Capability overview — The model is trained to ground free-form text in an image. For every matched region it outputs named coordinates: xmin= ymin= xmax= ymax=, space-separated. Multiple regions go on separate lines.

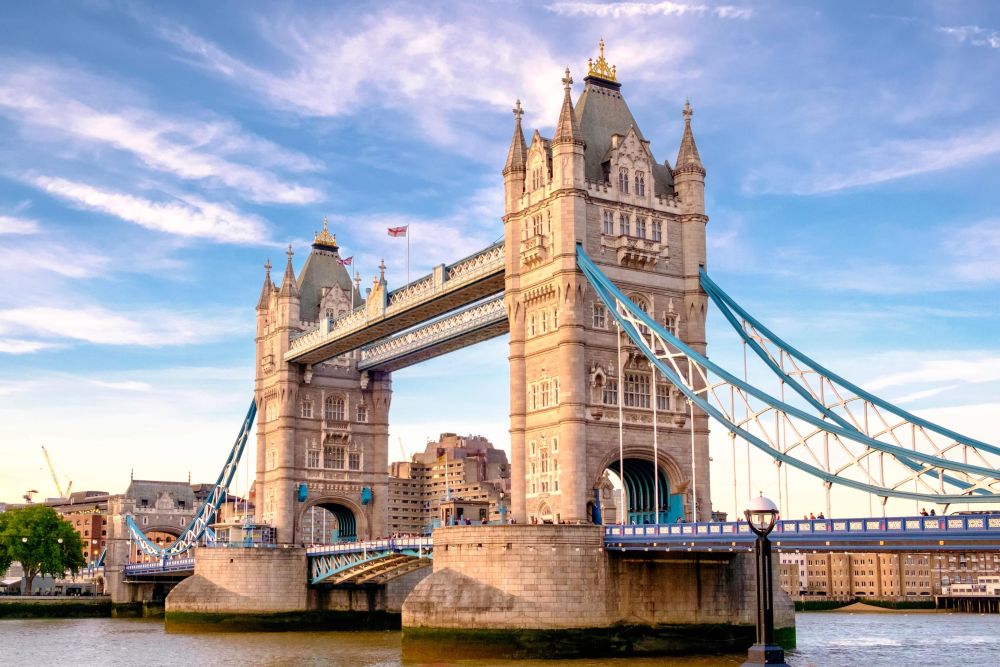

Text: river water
xmin=1 ymin=612 xmax=998 ymax=666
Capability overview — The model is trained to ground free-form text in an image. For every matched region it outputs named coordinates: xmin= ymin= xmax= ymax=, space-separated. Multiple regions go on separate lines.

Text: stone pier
xmin=402 ymin=525 xmax=794 ymax=658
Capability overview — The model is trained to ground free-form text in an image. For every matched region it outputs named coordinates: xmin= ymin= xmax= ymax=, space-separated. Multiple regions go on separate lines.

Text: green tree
xmin=0 ymin=506 xmax=85 ymax=594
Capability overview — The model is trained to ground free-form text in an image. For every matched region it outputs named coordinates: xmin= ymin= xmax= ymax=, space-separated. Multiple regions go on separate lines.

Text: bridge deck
xmin=286 ymin=242 xmax=504 ymax=366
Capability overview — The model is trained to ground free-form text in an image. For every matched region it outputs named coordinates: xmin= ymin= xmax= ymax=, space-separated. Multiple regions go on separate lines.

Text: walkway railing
xmin=123 ymin=557 xmax=195 ymax=576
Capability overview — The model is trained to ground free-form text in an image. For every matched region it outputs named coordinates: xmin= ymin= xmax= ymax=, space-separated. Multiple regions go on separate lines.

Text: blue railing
xmin=123 ymin=557 xmax=195 ymax=576
xmin=605 ymin=513 xmax=1000 ymax=551
xmin=306 ymin=536 xmax=432 ymax=558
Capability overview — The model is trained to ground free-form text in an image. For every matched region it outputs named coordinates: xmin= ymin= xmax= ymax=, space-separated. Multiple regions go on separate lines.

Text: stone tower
xmin=254 ymin=220 xmax=391 ymax=544
xmin=503 ymin=42 xmax=711 ymax=524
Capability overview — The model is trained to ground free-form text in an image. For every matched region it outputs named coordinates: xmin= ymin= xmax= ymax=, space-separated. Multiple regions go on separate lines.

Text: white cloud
xmin=0 ymin=65 xmax=322 ymax=204
xmin=0 ymin=215 xmax=39 ymax=234
xmin=889 ymin=384 xmax=958 ymax=405
xmin=0 ymin=338 xmax=58 ymax=354
xmin=753 ymin=127 xmax=1000 ymax=195
xmin=0 ymin=240 xmax=110 ymax=278
xmin=938 ymin=25 xmax=1000 ymax=49
xmin=546 ymin=1 xmax=753 ymax=20
xmin=865 ymin=357 xmax=1000 ymax=391
xmin=27 ymin=175 xmax=270 ymax=244
xmin=90 ymin=380 xmax=153 ymax=392
xmin=946 ymin=220 xmax=1000 ymax=283
xmin=0 ymin=305 xmax=249 ymax=347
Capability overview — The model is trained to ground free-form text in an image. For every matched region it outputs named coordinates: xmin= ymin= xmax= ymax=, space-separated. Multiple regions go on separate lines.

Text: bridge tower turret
xmin=504 ymin=41 xmax=712 ymax=525
xmin=254 ymin=223 xmax=390 ymax=545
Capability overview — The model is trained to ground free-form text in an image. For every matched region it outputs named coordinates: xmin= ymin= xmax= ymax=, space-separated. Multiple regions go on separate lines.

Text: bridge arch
xmin=294 ymin=495 xmax=368 ymax=545
xmin=594 ymin=448 xmax=686 ymax=525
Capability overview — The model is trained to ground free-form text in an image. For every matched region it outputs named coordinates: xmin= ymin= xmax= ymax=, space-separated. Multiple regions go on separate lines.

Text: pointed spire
xmin=503 ymin=99 xmax=528 ymax=175
xmin=675 ymin=98 xmax=705 ymax=175
xmin=553 ymin=68 xmax=583 ymax=146
xmin=257 ymin=258 xmax=273 ymax=310
xmin=278 ymin=244 xmax=299 ymax=298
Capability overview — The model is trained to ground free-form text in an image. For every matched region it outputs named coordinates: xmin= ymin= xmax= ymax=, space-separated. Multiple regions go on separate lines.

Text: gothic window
xmin=530 ymin=441 xmax=537 ymax=456
xmin=593 ymin=303 xmax=607 ymax=329
xmin=325 ymin=396 xmax=345 ymax=421
xmin=553 ymin=378 xmax=560 ymax=404
xmin=356 ymin=403 xmax=368 ymax=423
xmin=619 ymin=213 xmax=629 ymax=236
xmin=656 ymin=380 xmax=672 ymax=411
xmin=636 ymin=217 xmax=647 ymax=239
xmin=529 ymin=314 xmax=537 ymax=337
xmin=552 ymin=308 xmax=558 ymax=329
xmin=552 ymin=437 xmax=559 ymax=453
xmin=635 ymin=171 xmax=645 ymax=196
xmin=618 ymin=167 xmax=629 ymax=193
xmin=602 ymin=210 xmax=614 ymax=235
xmin=540 ymin=448 xmax=549 ymax=473
xmin=348 ymin=451 xmax=361 ymax=471
xmin=664 ymin=312 xmax=679 ymax=337
xmin=624 ymin=372 xmax=651 ymax=408
xmin=267 ymin=448 xmax=276 ymax=470
xmin=532 ymin=214 xmax=543 ymax=236
xmin=300 ymin=399 xmax=313 ymax=419
xmin=307 ymin=450 xmax=320 ymax=468
xmin=530 ymin=384 xmax=538 ymax=410
xmin=541 ymin=310 xmax=549 ymax=333
xmin=326 ymin=308 xmax=335 ymax=319
xmin=265 ymin=400 xmax=277 ymax=422
xmin=632 ymin=296 xmax=651 ymax=335
xmin=652 ymin=220 xmax=662 ymax=242
xmin=324 ymin=445 xmax=345 ymax=469
xmin=530 ymin=462 xmax=536 ymax=475
xmin=602 ymin=378 xmax=618 ymax=405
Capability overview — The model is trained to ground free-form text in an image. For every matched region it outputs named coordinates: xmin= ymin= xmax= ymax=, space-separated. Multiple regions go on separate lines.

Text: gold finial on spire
xmin=587 ymin=37 xmax=617 ymax=82
xmin=313 ymin=215 xmax=338 ymax=248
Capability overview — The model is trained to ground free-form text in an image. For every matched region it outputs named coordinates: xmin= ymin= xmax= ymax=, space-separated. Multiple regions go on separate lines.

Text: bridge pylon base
xmin=401 ymin=525 xmax=794 ymax=659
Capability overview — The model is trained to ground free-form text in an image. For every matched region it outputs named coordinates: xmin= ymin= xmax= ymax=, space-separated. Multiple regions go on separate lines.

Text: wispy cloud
xmin=90 ymin=380 xmax=152 ymax=392
xmin=0 ymin=64 xmax=323 ymax=204
xmin=865 ymin=357 xmax=1000 ymax=391
xmin=0 ymin=338 xmax=58 ymax=354
xmin=938 ymin=25 xmax=1000 ymax=49
xmin=154 ymin=9 xmax=570 ymax=151
xmin=546 ymin=1 xmax=753 ymax=20
xmin=0 ymin=215 xmax=39 ymax=234
xmin=946 ymin=219 xmax=1000 ymax=283
xmin=0 ymin=305 xmax=249 ymax=347
xmin=750 ymin=127 xmax=1000 ymax=195
xmin=0 ymin=239 xmax=110 ymax=278
xmin=889 ymin=384 xmax=958 ymax=405
xmin=27 ymin=175 xmax=270 ymax=245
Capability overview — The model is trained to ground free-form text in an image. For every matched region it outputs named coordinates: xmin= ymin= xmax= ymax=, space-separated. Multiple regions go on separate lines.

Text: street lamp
xmin=742 ymin=494 xmax=789 ymax=667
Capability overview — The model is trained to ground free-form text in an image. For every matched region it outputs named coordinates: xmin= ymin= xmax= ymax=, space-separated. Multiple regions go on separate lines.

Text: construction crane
xmin=41 ymin=446 xmax=71 ymax=498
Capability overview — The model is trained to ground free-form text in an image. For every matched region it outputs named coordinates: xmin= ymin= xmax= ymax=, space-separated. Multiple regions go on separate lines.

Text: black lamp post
xmin=742 ymin=495 xmax=790 ymax=667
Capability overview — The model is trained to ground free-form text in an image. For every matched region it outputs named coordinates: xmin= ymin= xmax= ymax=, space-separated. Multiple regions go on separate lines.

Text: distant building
xmin=780 ymin=550 xmax=1000 ymax=600
xmin=382 ymin=433 xmax=510 ymax=535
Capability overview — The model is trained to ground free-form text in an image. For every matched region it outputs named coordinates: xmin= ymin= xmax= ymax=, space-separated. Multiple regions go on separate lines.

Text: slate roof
xmin=575 ymin=77 xmax=674 ymax=196
xmin=297 ymin=247 xmax=361 ymax=323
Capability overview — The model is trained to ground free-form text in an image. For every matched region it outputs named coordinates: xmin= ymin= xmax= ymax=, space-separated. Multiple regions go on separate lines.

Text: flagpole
xmin=407 ymin=227 xmax=410 ymax=285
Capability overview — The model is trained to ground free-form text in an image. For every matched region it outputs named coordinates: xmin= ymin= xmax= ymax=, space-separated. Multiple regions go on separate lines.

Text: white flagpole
xmin=406 ymin=226 xmax=411 ymax=285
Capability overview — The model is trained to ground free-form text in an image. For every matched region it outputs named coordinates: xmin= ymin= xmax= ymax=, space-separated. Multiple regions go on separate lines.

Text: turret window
xmin=619 ymin=214 xmax=629 ymax=236
xmin=602 ymin=210 xmax=614 ymax=235
xmin=618 ymin=167 xmax=629 ymax=193
xmin=602 ymin=378 xmax=618 ymax=405
xmin=324 ymin=396 xmax=345 ymax=421
xmin=324 ymin=445 xmax=345 ymax=469
xmin=652 ymin=220 xmax=662 ymax=242
xmin=624 ymin=372 xmax=651 ymax=408
xmin=356 ymin=404 xmax=368 ymax=423
xmin=635 ymin=171 xmax=645 ymax=197
xmin=348 ymin=451 xmax=361 ymax=471
xmin=593 ymin=303 xmax=607 ymax=329
xmin=300 ymin=400 xmax=313 ymax=419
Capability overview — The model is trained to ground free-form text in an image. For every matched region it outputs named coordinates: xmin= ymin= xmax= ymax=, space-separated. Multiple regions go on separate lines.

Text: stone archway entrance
xmin=605 ymin=458 xmax=683 ymax=525
xmin=298 ymin=500 xmax=362 ymax=545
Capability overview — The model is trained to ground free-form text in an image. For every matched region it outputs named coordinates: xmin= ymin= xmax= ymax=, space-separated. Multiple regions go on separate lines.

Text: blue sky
xmin=1 ymin=1 xmax=998 ymax=517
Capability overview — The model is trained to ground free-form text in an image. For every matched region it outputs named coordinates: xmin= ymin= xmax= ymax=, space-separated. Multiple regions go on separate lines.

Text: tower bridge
xmin=111 ymin=41 xmax=1000 ymax=655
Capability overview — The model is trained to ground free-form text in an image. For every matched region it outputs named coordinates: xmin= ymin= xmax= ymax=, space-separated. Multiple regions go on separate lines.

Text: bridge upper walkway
xmin=286 ymin=241 xmax=504 ymax=366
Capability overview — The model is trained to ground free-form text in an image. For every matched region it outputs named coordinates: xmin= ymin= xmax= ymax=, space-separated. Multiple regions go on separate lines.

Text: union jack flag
xmin=337 ymin=256 xmax=353 ymax=266
xmin=387 ymin=225 xmax=408 ymax=237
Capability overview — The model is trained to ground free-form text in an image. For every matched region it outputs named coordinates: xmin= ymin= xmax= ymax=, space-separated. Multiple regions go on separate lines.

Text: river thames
xmin=1 ymin=612 xmax=998 ymax=666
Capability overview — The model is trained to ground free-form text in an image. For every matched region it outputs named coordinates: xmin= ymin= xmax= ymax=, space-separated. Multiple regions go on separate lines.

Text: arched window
xmin=602 ymin=210 xmax=614 ymax=235
xmin=356 ymin=403 xmax=368 ymax=423
xmin=619 ymin=168 xmax=629 ymax=193
xmin=635 ymin=217 xmax=647 ymax=239
xmin=635 ymin=171 xmax=645 ymax=196
xmin=552 ymin=308 xmax=558 ymax=329
xmin=619 ymin=213 xmax=629 ymax=236
xmin=324 ymin=396 xmax=345 ymax=421
xmin=529 ymin=314 xmax=537 ymax=337
xmin=652 ymin=220 xmax=662 ymax=242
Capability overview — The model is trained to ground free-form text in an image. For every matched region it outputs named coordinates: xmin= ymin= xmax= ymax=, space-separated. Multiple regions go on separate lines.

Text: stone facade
xmin=503 ymin=44 xmax=710 ymax=524
xmin=254 ymin=223 xmax=391 ymax=545
xmin=166 ymin=547 xmax=308 ymax=615
xmin=403 ymin=524 xmax=793 ymax=651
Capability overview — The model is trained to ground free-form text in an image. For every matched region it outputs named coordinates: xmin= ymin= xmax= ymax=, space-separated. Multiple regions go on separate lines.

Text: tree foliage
xmin=0 ymin=506 xmax=85 ymax=592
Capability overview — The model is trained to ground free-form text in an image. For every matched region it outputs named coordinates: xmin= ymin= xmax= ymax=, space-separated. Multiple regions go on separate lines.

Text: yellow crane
xmin=41 ymin=445 xmax=72 ymax=498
